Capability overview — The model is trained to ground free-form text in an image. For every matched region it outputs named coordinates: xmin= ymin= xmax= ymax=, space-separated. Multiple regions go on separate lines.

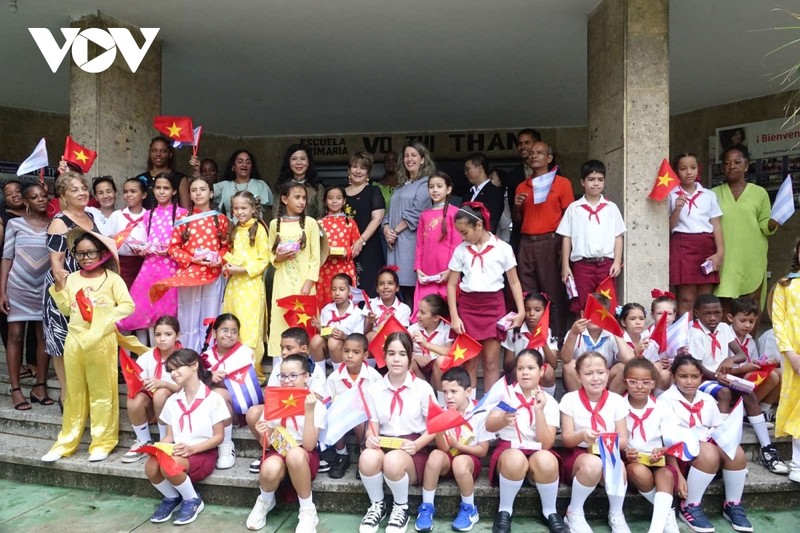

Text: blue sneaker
xmin=173 ymin=496 xmax=204 ymax=525
xmin=415 ymin=502 xmax=435 ymax=532
xmin=452 ymin=502 xmax=479 ymax=531
xmin=679 ymin=502 xmax=715 ymax=533
xmin=723 ymin=502 xmax=753 ymax=532
xmin=150 ymin=496 xmax=182 ymax=523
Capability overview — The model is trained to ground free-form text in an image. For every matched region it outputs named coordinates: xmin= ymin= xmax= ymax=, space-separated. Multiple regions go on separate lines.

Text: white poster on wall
xmin=715 ymin=117 xmax=800 ymax=161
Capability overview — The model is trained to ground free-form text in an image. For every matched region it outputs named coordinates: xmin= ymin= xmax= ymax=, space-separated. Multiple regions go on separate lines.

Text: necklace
xmin=234 ymin=180 xmax=250 ymax=192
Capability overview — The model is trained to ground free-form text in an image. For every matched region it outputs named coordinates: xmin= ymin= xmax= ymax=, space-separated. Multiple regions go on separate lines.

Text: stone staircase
xmin=0 ymin=350 xmax=798 ymax=520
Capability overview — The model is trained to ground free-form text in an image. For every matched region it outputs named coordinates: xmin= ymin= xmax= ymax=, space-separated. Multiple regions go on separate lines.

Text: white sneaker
xmin=608 ymin=512 xmax=632 ymax=533
xmin=121 ymin=440 xmax=151 ymax=463
xmin=790 ymin=461 xmax=800 ymax=483
xmin=565 ymin=509 xmax=593 ymax=533
xmin=664 ymin=509 xmax=681 ymax=533
xmin=41 ymin=451 xmax=62 ymax=462
xmin=216 ymin=441 xmax=235 ymax=469
xmin=246 ymin=496 xmax=275 ymax=531
xmin=89 ymin=450 xmax=109 ymax=462
xmin=296 ymin=506 xmax=319 ymax=533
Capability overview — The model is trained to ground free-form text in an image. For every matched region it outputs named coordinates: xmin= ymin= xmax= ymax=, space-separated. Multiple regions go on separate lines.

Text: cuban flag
xmin=173 ymin=126 xmax=203 ymax=149
xmin=224 ymin=365 xmax=264 ymax=415
xmin=319 ymin=383 xmax=369 ymax=447
xmin=771 ymin=174 xmax=796 ymax=225
xmin=710 ymin=398 xmax=744 ymax=460
xmin=666 ymin=312 xmax=690 ymax=357
xmin=532 ymin=166 xmax=557 ymax=204
xmin=598 ymin=433 xmax=625 ymax=496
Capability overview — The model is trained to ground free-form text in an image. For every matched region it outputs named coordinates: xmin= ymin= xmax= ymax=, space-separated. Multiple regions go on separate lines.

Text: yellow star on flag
xmin=595 ymin=308 xmax=614 ymax=321
xmin=125 ymin=365 xmax=135 ymax=374
xmin=657 ymin=172 xmax=675 ymax=187
xmin=296 ymin=312 xmax=311 ymax=326
xmin=292 ymin=298 xmax=306 ymax=311
xmin=167 ymin=122 xmax=183 ymax=138
xmin=752 ymin=374 xmax=765 ymax=386
xmin=599 ymin=288 xmax=612 ymax=300
xmin=281 ymin=394 xmax=298 ymax=408
xmin=452 ymin=344 xmax=467 ymax=361
xmin=73 ymin=150 xmax=89 ymax=164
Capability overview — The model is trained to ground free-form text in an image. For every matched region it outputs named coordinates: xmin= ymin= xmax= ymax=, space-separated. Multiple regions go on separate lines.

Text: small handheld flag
xmin=264 ymin=387 xmax=309 ymax=421
xmin=17 ymin=138 xmax=48 ymax=176
xmin=745 ymin=363 xmax=778 ymax=390
xmin=594 ymin=276 xmax=618 ymax=311
xmin=153 ymin=116 xmax=194 ymax=142
xmin=650 ymin=309 xmax=669 ymax=355
xmin=648 ymin=159 xmax=679 ymax=201
xmin=319 ymin=384 xmax=369 ymax=446
xmin=584 ymin=294 xmax=624 ymax=337
xmin=172 ymin=125 xmax=203 ymax=156
xmin=119 ymin=348 xmax=145 ymax=399
xmin=63 ymin=136 xmax=97 ymax=174
xmin=666 ymin=312 xmax=690 ymax=357
xmin=439 ymin=333 xmax=482 ymax=371
xmin=368 ymin=314 xmax=408 ymax=368
xmin=771 ymin=174 xmax=795 ymax=225
xmin=427 ymin=408 xmax=467 ymax=435
xmin=710 ymin=398 xmax=744 ymax=460
xmin=75 ymin=288 xmax=94 ymax=323
xmin=526 ymin=302 xmax=550 ymax=349
xmin=132 ymin=444 xmax=186 ymax=477
xmin=598 ymin=433 xmax=625 ymax=496
xmin=224 ymin=365 xmax=264 ymax=415
xmin=532 ymin=167 xmax=557 ymax=204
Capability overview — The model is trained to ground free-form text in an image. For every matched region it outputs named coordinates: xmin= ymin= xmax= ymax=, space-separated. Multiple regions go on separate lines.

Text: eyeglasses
xmin=625 ymin=379 xmax=655 ymax=388
xmin=278 ymin=372 xmax=308 ymax=382
xmin=217 ymin=328 xmax=238 ymax=336
xmin=74 ymin=250 xmax=100 ymax=260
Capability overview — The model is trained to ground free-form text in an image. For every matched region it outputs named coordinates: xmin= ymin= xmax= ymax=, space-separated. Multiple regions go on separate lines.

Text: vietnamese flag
xmin=153 ymin=116 xmax=194 ymax=142
xmin=527 ymin=301 xmax=550 ymax=349
xmin=285 ymin=309 xmax=317 ymax=340
xmin=647 ymin=159 xmax=679 ymax=201
xmin=428 ymin=396 xmax=444 ymax=420
xmin=263 ymin=387 xmax=309 ymax=421
xmin=650 ymin=310 xmax=669 ymax=354
xmin=75 ymin=288 xmax=94 ymax=323
xmin=63 ymin=136 xmax=97 ymax=174
xmin=119 ymin=347 xmax=145 ymax=399
xmin=594 ymin=276 xmax=618 ymax=311
xmin=427 ymin=408 xmax=468 ymax=435
xmin=276 ymin=294 xmax=318 ymax=316
xmin=368 ymin=314 xmax=408 ymax=368
xmin=584 ymin=294 xmax=625 ymax=338
xmin=439 ymin=333 xmax=482 ymax=372
xmin=746 ymin=363 xmax=778 ymax=390
xmin=133 ymin=444 xmax=186 ymax=477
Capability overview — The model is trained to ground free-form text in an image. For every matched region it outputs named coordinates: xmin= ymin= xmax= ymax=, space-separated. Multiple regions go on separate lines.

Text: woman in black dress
xmin=345 ymin=152 xmax=386 ymax=297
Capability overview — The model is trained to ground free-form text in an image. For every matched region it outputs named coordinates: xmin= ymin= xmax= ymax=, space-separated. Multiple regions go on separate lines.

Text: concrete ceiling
xmin=0 ymin=0 xmax=795 ymax=136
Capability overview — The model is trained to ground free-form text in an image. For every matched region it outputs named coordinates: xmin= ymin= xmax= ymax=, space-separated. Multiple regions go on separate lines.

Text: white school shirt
xmin=559 ymin=390 xmax=628 ymax=448
xmin=324 ymin=362 xmax=383 ymax=400
xmin=688 ymin=320 xmax=736 ymax=373
xmin=659 ymin=385 xmax=723 ymax=443
xmin=160 ymin=386 xmax=230 ymax=446
xmin=757 ymin=329 xmax=781 ymax=367
xmin=448 ymin=234 xmax=516 ymax=293
xmin=668 ymin=184 xmax=722 ymax=234
xmin=365 ymin=373 xmax=436 ymax=437
xmin=501 ymin=324 xmax=558 ymax=356
xmin=265 ymin=396 xmax=326 ymax=444
xmin=108 ymin=208 xmax=148 ymax=256
xmin=202 ymin=342 xmax=255 ymax=373
xmin=571 ymin=330 xmax=619 ymax=368
xmin=408 ymin=320 xmax=453 ymax=359
xmin=626 ymin=395 xmax=672 ymax=453
xmin=556 ymin=195 xmax=626 ymax=262
xmin=368 ymin=297 xmax=412 ymax=328
xmin=267 ymin=358 xmax=327 ymax=397
xmin=320 ymin=301 xmax=365 ymax=335
xmin=137 ymin=348 xmax=176 ymax=386
xmin=493 ymin=382 xmax=560 ymax=443
xmin=732 ymin=333 xmax=758 ymax=364
xmin=450 ymin=399 xmax=495 ymax=446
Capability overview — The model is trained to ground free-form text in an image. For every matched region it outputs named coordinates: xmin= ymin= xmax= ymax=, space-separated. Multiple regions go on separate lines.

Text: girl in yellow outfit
xmin=772 ymin=239 xmax=800 ymax=482
xmin=222 ymin=191 xmax=270 ymax=381
xmin=41 ymin=228 xmax=136 ymax=463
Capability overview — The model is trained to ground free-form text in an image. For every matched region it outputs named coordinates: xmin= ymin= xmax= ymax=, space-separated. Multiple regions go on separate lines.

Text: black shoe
xmin=329 ymin=452 xmax=350 ymax=479
xmin=492 ymin=511 xmax=512 ymax=533
xmin=544 ymin=513 xmax=569 ymax=533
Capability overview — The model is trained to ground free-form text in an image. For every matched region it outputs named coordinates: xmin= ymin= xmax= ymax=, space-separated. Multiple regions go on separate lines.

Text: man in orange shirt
xmin=513 ymin=141 xmax=574 ymax=339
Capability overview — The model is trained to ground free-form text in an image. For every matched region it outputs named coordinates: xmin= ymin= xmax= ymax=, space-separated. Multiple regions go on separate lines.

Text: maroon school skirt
xmin=119 ymin=255 xmax=144 ymax=289
xmin=559 ymin=447 xmax=595 ymax=482
xmin=382 ymin=433 xmax=429 ymax=484
xmin=458 ymin=290 xmax=506 ymax=341
xmin=264 ymin=448 xmax=320 ymax=502
xmin=187 ymin=448 xmax=218 ymax=483
xmin=488 ymin=440 xmax=562 ymax=485
xmin=669 ymin=232 xmax=719 ymax=285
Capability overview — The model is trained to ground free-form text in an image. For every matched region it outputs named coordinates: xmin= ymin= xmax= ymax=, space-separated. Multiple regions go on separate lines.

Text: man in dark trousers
xmin=506 ymin=128 xmax=542 ymax=250
xmin=464 ymin=152 xmax=505 ymax=233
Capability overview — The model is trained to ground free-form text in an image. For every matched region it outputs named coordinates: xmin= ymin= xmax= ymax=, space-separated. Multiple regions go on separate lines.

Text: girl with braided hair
xmin=316 ymin=185 xmax=361 ymax=310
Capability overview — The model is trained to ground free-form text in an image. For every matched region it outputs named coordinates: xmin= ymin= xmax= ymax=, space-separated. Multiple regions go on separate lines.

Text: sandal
xmin=30 ymin=383 xmax=55 ymax=406
xmin=18 ymin=366 xmax=35 ymax=380
xmin=11 ymin=388 xmax=31 ymax=411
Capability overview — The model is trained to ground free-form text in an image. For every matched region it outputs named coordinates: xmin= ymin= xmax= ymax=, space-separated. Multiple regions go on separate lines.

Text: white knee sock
xmin=158 ymin=423 xmax=167 ymax=440
xmin=462 ymin=493 xmax=474 ymax=506
xmin=422 ymin=488 xmax=435 ymax=505
xmin=298 ymin=494 xmax=314 ymax=509
xmin=223 ymin=424 xmax=233 ymax=445
xmin=793 ymin=438 xmax=800 ymax=465
xmin=360 ymin=471 xmax=385 ymax=503
xmin=133 ymin=422 xmax=151 ymax=443
xmin=568 ymin=478 xmax=595 ymax=513
xmin=498 ymin=474 xmax=523 ymax=515
xmin=748 ymin=414 xmax=771 ymax=448
xmin=722 ymin=469 xmax=747 ymax=503
xmin=259 ymin=488 xmax=276 ymax=506
xmin=535 ymin=480 xmax=559 ymax=516
xmin=760 ymin=402 xmax=772 ymax=414
xmin=152 ymin=480 xmax=179 ymax=498
xmin=174 ymin=478 xmax=198 ymax=501
xmin=608 ymin=493 xmax=626 ymax=514
xmin=639 ymin=487 xmax=656 ymax=504
xmin=685 ymin=467 xmax=715 ymax=506
xmin=648 ymin=492 xmax=674 ymax=533
xmin=385 ymin=474 xmax=409 ymax=505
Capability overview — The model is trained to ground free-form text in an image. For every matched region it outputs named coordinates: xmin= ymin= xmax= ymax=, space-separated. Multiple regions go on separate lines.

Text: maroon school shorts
xmin=187 ymin=448 xmax=218 ymax=483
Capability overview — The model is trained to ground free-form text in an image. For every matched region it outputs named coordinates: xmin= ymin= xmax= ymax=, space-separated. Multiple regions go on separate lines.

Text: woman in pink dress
xmin=413 ymin=172 xmax=461 ymax=318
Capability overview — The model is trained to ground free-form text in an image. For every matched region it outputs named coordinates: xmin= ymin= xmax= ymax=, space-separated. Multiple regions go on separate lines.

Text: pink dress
xmin=118 ymin=204 xmax=188 ymax=330
xmin=413 ymin=206 xmax=462 ymax=317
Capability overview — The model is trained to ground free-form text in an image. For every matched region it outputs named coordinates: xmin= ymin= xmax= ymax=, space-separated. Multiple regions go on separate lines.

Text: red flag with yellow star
xmin=264 ymin=387 xmax=309 ymax=421
xmin=119 ymin=347 xmax=144 ymax=399
xmin=647 ymin=159 xmax=679 ymax=201
xmin=650 ymin=309 xmax=669 ymax=354
xmin=527 ymin=301 xmax=550 ymax=349
xmin=284 ymin=309 xmax=317 ymax=340
xmin=745 ymin=364 xmax=778 ymax=390
xmin=75 ymin=287 xmax=94 ymax=323
xmin=594 ymin=276 xmax=618 ymax=311
xmin=439 ymin=333 xmax=482 ymax=371
xmin=584 ymin=294 xmax=624 ymax=337
xmin=63 ymin=136 xmax=97 ymax=174
xmin=153 ymin=116 xmax=194 ymax=142
xmin=368 ymin=314 xmax=408 ymax=368
xmin=276 ymin=294 xmax=318 ymax=315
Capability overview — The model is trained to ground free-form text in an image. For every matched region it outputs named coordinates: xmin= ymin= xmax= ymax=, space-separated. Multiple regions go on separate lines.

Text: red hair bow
xmin=381 ymin=264 xmax=400 ymax=273
xmin=651 ymin=288 xmax=676 ymax=299
xmin=460 ymin=201 xmax=492 ymax=230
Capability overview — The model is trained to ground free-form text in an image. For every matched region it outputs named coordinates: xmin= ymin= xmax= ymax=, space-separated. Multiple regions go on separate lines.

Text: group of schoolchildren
xmin=31 ymin=152 xmax=800 ymax=533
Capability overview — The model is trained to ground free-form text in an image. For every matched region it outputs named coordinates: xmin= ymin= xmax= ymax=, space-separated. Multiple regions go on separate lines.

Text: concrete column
xmin=587 ymin=0 xmax=669 ymax=305
xmin=69 ymin=12 xmax=161 ymax=196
